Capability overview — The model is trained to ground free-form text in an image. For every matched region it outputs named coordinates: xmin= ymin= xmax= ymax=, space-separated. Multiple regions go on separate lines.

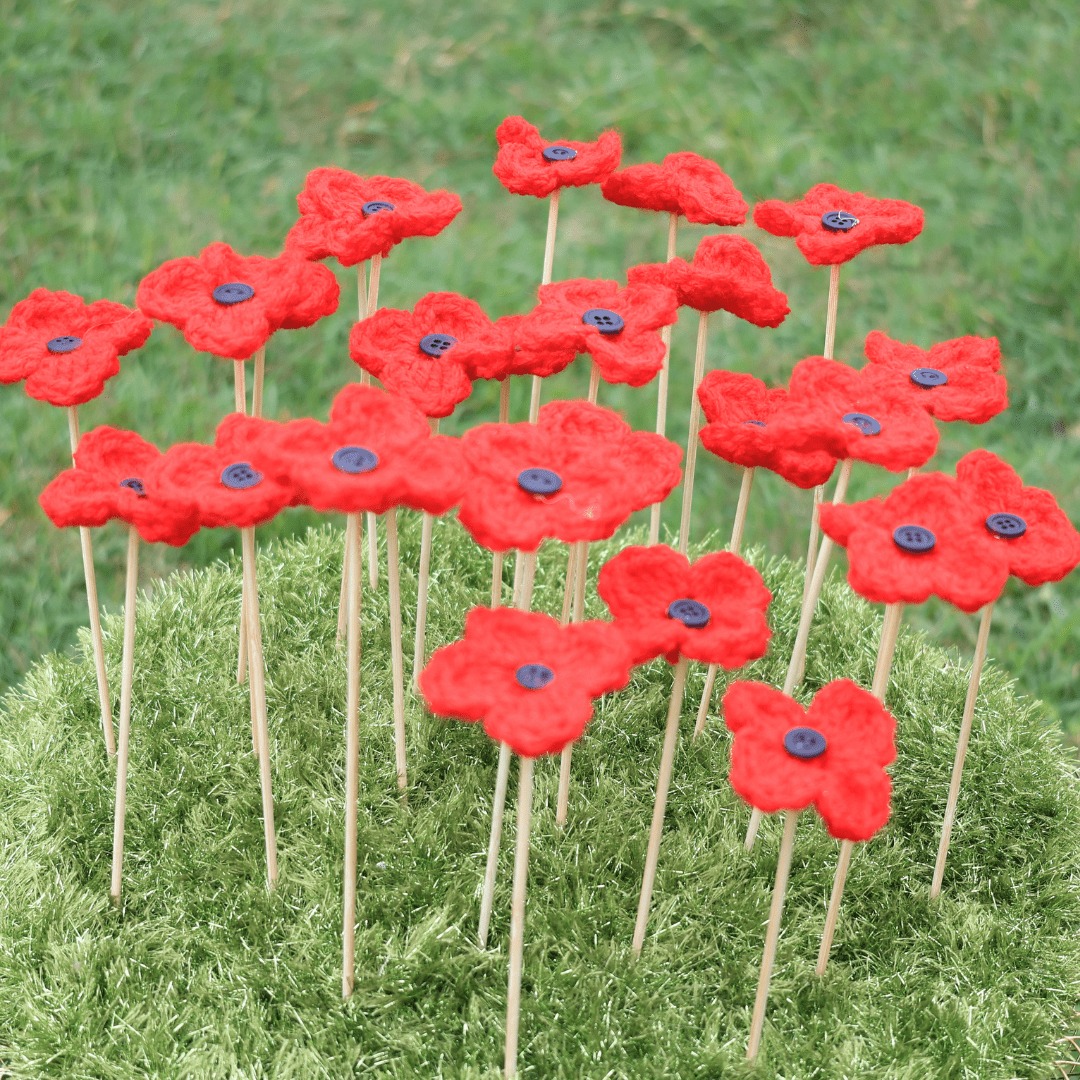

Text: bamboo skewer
xmin=555 ymin=541 xmax=589 ymax=826
xmin=385 ymin=509 xmax=408 ymax=794
xmin=649 ymin=211 xmax=680 ymax=545
xmin=587 ymin=360 xmax=601 ymax=405
xmin=341 ymin=512 xmax=363 ymax=997
xmin=364 ymin=254 xmax=382 ymax=591
xmin=676 ymin=311 xmax=710 ymax=556
xmin=412 ymin=418 xmax=440 ymax=688
xmin=503 ymin=753 xmax=535 ymax=1079
xmin=490 ymin=379 xmax=513 ymax=607
xmin=236 ymin=360 xmax=250 ymax=685
xmin=528 ymin=189 xmax=561 ymax=424
xmin=336 ymin=513 xmax=357 ymax=647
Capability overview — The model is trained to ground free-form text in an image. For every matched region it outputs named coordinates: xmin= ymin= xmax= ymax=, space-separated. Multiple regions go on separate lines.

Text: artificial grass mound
xmin=0 ymin=516 xmax=1078 ymax=1079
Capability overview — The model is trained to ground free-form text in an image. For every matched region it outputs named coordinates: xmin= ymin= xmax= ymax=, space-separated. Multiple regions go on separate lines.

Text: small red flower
xmin=458 ymin=399 xmax=682 ymax=553
xmin=39 ymin=427 xmax=199 ymax=546
xmin=861 ymin=330 xmax=1008 ymax=424
xmin=697 ymin=370 xmax=838 ymax=489
xmin=136 ymin=242 xmax=340 ymax=360
xmin=753 ymin=183 xmax=924 ymax=267
xmin=596 ymin=545 xmax=772 ymax=667
xmin=819 ymin=472 xmax=1010 ymax=613
xmin=419 ymin=606 xmax=633 ymax=757
xmin=284 ymin=167 xmax=463 ymax=267
xmin=492 ymin=116 xmax=622 ymax=198
xmin=600 ymin=151 xmax=748 ymax=225
xmin=0 ymin=288 xmax=152 ymax=407
xmin=723 ymin=679 xmax=896 ymax=842
xmin=457 ymin=313 xmax=579 ymax=382
xmin=626 ymin=235 xmax=789 ymax=326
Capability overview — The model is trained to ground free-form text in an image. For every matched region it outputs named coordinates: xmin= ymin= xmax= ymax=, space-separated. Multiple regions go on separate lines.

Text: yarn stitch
xmin=492 ymin=116 xmax=622 ymax=198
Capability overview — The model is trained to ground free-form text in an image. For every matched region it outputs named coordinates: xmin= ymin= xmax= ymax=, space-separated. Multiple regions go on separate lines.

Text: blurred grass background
xmin=1 ymin=0 xmax=1078 ymax=741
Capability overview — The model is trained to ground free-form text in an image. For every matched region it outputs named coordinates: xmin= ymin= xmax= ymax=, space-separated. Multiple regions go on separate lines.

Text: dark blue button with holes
xmin=419 ymin=333 xmax=458 ymax=357
xmin=332 ymin=446 xmax=379 ymax=475
xmin=893 ymin=524 xmax=936 ymax=553
xmin=910 ymin=367 xmax=948 ymax=388
xmin=743 ymin=420 xmax=767 ymax=427
xmin=362 ymin=200 xmax=395 ymax=216
xmin=46 ymin=335 xmax=83 ymax=353
xmin=986 ymin=512 xmax=1026 ymax=539
xmin=518 ymin=468 xmax=562 ymax=495
xmin=667 ymin=598 xmax=711 ymax=628
xmin=119 ymin=478 xmax=147 ymax=498
xmin=821 ymin=210 xmax=860 ymax=232
xmin=212 ymin=283 xmax=255 ymax=306
xmin=220 ymin=462 xmax=263 ymax=489
xmin=842 ymin=411 xmax=881 ymax=436
xmin=516 ymin=663 xmax=555 ymax=689
xmin=582 ymin=308 xmax=625 ymax=334
xmin=542 ymin=146 xmax=577 ymax=162
xmin=784 ymin=727 xmax=828 ymax=759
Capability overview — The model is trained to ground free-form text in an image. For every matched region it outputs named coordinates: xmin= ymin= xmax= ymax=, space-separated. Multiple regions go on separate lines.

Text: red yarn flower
xmin=457 ymin=313 xmax=579 ymax=382
xmin=596 ymin=545 xmax=772 ymax=667
xmin=39 ymin=427 xmax=199 ymax=546
xmin=284 ymin=167 xmax=463 ymax=267
xmin=0 ymin=288 xmax=152 ymax=407
xmin=861 ymin=331 xmax=1008 ymax=424
xmin=626 ymin=235 xmax=789 ymax=326
xmin=136 ymin=242 xmax=340 ymax=360
xmin=697 ymin=370 xmax=838 ymax=489
xmin=458 ymin=399 xmax=682 ymax=553
xmin=492 ymin=116 xmax=622 ymax=198
xmin=819 ymin=472 xmax=1009 ymax=613
xmin=752 ymin=183 xmax=924 ymax=267
xmin=723 ymin=679 xmax=896 ymax=842
xmin=600 ymin=151 xmax=748 ymax=225
xmin=419 ymin=606 xmax=632 ymax=757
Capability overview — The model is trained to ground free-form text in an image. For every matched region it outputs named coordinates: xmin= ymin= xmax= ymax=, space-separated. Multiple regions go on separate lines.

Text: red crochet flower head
xmin=626 ymin=235 xmax=789 ymax=326
xmin=39 ymin=427 xmax=200 ymax=546
xmin=457 ymin=399 xmax=682 ymax=553
xmin=492 ymin=116 xmax=622 ymax=198
xmin=0 ymin=288 xmax=152 ymax=407
xmin=457 ymin=313 xmax=579 ymax=383
xmin=861 ymin=331 xmax=1008 ymax=425
xmin=752 ymin=183 xmax=924 ymax=267
xmin=697 ymin=370 xmax=838 ymax=489
xmin=596 ymin=545 xmax=772 ymax=667
xmin=284 ymin=167 xmax=463 ymax=267
xmin=819 ymin=472 xmax=1009 ymax=613
xmin=956 ymin=450 xmax=1080 ymax=588
xmin=136 ymin=242 xmax=340 ymax=360
xmin=419 ymin=606 xmax=632 ymax=757
xmin=723 ymin=679 xmax=896 ymax=842
xmin=600 ymin=152 xmax=748 ymax=225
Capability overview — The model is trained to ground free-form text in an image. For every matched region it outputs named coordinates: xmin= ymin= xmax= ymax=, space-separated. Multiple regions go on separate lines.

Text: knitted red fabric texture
xmin=819 ymin=472 xmax=1009 ymax=613
xmin=861 ymin=330 xmax=1008 ymax=424
xmin=458 ymin=399 xmax=682 ymax=553
xmin=459 ymin=313 xmax=580 ymax=382
xmin=39 ymin=426 xmax=200 ymax=546
xmin=723 ymin=679 xmax=895 ymax=842
xmin=0 ymin=288 xmax=152 ymax=407
xmin=697 ymin=370 xmax=838 ymax=489
xmin=596 ymin=545 xmax=772 ymax=667
xmin=419 ymin=606 xmax=632 ymax=757
xmin=284 ymin=167 xmax=463 ymax=268
xmin=626 ymin=235 xmax=789 ymax=325
xmin=492 ymin=116 xmax=622 ymax=198
xmin=600 ymin=151 xmax=748 ymax=225
xmin=136 ymin=242 xmax=340 ymax=360
xmin=956 ymin=450 xmax=1080 ymax=588
xmin=752 ymin=183 xmax=924 ymax=267
xmin=772 ymin=357 xmax=939 ymax=471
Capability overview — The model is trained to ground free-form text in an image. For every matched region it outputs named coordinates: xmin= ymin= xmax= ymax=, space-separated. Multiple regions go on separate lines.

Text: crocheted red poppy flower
xmin=596 ymin=545 xmax=772 ymax=667
xmin=136 ymin=242 xmax=340 ymax=360
xmin=723 ymin=679 xmax=895 ymax=842
xmin=861 ymin=330 xmax=1008 ymax=425
xmin=697 ymin=370 xmax=838 ymax=489
xmin=420 ymin=606 xmax=632 ymax=757
xmin=752 ymin=183 xmax=924 ymax=267
xmin=457 ymin=399 xmax=682 ymax=553
xmin=600 ymin=151 xmax=748 ymax=225
xmin=0 ymin=288 xmax=152 ymax=407
xmin=457 ymin=313 xmax=579 ymax=382
xmin=284 ymin=167 xmax=463 ymax=267
xmin=955 ymin=450 xmax=1080 ymax=588
xmin=819 ymin=472 xmax=1009 ymax=613
xmin=39 ymin=427 xmax=199 ymax=546
xmin=492 ymin=116 xmax=622 ymax=198
xmin=626 ymin=235 xmax=789 ymax=326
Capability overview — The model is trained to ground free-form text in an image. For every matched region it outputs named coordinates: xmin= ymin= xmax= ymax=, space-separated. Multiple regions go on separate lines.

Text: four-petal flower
xmin=492 ymin=116 xmax=622 ymax=198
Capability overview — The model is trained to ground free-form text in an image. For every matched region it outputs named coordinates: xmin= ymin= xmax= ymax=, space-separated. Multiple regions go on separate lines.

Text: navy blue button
xmin=542 ymin=146 xmax=577 ymax=162
xmin=667 ymin=598 xmax=710 ymax=628
xmin=821 ymin=210 xmax=860 ymax=232
xmin=784 ymin=727 xmax=828 ymax=759
xmin=119 ymin=477 xmax=147 ymax=498
xmin=842 ymin=412 xmax=881 ymax=436
xmin=986 ymin=513 xmax=1026 ymax=539
xmin=362 ymin=200 xmax=395 ymax=215
xmin=332 ymin=446 xmax=379 ymax=474
xmin=893 ymin=524 xmax=936 ymax=553
xmin=910 ymin=367 xmax=948 ymax=388
xmin=212 ymin=283 xmax=255 ymax=306
xmin=516 ymin=663 xmax=555 ymax=689
xmin=743 ymin=420 xmax=767 ymax=427
xmin=220 ymin=462 xmax=263 ymax=489
xmin=582 ymin=308 xmax=625 ymax=334
xmin=419 ymin=333 xmax=458 ymax=357
xmin=518 ymin=468 xmax=562 ymax=495
xmin=46 ymin=335 xmax=83 ymax=353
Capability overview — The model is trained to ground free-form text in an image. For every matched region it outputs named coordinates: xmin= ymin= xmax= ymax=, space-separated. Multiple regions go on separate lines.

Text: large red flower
xmin=457 ymin=313 xmax=579 ymax=382
xmin=600 ymin=151 xmax=748 ymax=225
xmin=420 ymin=606 xmax=632 ymax=757
xmin=596 ymin=545 xmax=772 ymax=667
xmin=723 ymin=679 xmax=896 ymax=842
xmin=0 ymin=288 xmax=152 ymax=407
xmin=697 ymin=370 xmax=838 ymax=489
xmin=819 ymin=472 xmax=1009 ymax=613
xmin=752 ymin=183 xmax=924 ymax=267
xmin=492 ymin=116 xmax=622 ymax=198
xmin=39 ymin=427 xmax=199 ymax=546
xmin=284 ymin=167 xmax=463 ymax=267
xmin=626 ymin=235 xmax=789 ymax=326
xmin=136 ymin=242 xmax=340 ymax=360
xmin=458 ymin=399 xmax=682 ymax=553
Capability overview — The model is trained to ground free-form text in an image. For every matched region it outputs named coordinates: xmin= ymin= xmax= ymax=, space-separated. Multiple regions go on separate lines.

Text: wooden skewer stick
xmin=649 ymin=211 xmax=680 ymax=545
xmin=676 ymin=311 xmax=710 ymax=556
xmin=235 ymin=360 xmax=250 ymax=685
xmin=801 ymin=485 xmax=825 ymax=613
xmin=555 ymin=540 xmax=589 ymax=826
xmin=823 ymin=264 xmax=841 ymax=361
xmin=559 ymin=543 xmax=578 ymax=625
xmin=341 ymin=512 xmax=363 ymax=998
xmin=528 ymin=188 xmax=561 ymax=424
xmin=336 ymin=513 xmax=356 ymax=647
xmin=489 ymin=379 xmax=513 ymax=607
xmin=412 ymin=418 xmax=440 ymax=689
xmin=587 ymin=359 xmax=601 ymax=405
xmin=931 ymin=600 xmax=995 ymax=899
xmin=385 ymin=509 xmax=407 ymax=794
xmin=252 ymin=345 xmax=265 ymax=419
xmin=503 ymin=753 xmax=535 ymax=1079
xmin=364 ymin=255 xmax=382 ymax=591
